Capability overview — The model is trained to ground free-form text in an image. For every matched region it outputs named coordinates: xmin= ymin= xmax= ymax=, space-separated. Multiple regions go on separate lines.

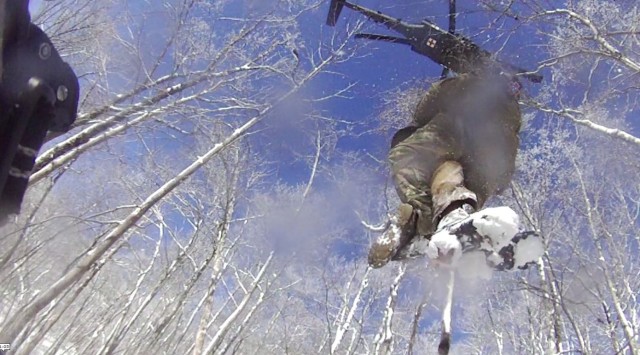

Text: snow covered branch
xmin=530 ymin=103 xmax=640 ymax=147
xmin=539 ymin=9 xmax=640 ymax=73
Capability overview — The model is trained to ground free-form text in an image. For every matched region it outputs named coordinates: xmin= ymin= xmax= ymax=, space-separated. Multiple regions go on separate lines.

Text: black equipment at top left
xmin=0 ymin=0 xmax=80 ymax=224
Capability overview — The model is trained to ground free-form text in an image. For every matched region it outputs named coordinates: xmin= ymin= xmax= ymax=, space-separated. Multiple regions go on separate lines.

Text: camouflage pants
xmin=389 ymin=83 xmax=521 ymax=235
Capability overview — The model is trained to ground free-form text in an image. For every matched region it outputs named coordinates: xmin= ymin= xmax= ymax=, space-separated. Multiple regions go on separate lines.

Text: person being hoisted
xmin=324 ymin=0 xmax=544 ymax=270
xmin=368 ymin=67 xmax=527 ymax=269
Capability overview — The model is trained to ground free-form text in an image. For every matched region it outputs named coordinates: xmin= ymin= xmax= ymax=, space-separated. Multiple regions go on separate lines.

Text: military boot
xmin=436 ymin=201 xmax=476 ymax=231
xmin=368 ymin=203 xmax=417 ymax=268
xmin=426 ymin=201 xmax=477 ymax=265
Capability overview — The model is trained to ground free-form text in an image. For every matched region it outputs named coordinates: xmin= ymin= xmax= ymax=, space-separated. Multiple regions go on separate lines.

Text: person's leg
xmin=430 ymin=161 xmax=477 ymax=227
xmin=368 ymin=113 xmax=463 ymax=268
xmin=368 ymin=160 xmax=479 ymax=268
xmin=367 ymin=202 xmax=416 ymax=268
